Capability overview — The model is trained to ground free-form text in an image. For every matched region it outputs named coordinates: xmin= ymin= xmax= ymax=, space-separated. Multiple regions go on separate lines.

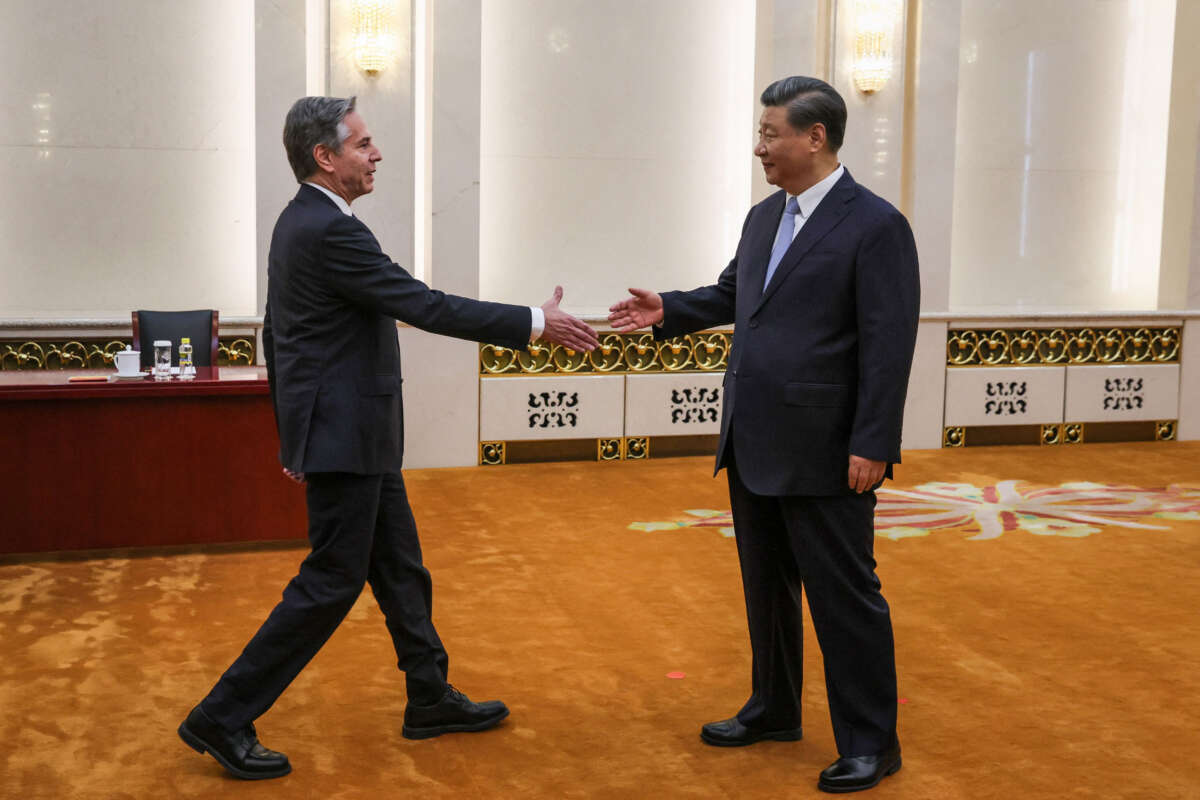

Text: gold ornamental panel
xmin=480 ymin=331 xmax=731 ymax=375
xmin=1040 ymin=424 xmax=1062 ymax=446
xmin=219 ymin=338 xmax=256 ymax=366
xmin=946 ymin=327 xmax=1180 ymax=367
xmin=943 ymin=427 xmax=965 ymax=448
xmin=597 ymin=438 xmax=623 ymax=461
xmin=1 ymin=337 xmax=256 ymax=370
xmin=624 ymin=437 xmax=649 ymax=460
xmin=480 ymin=442 xmax=506 ymax=466
xmin=1155 ymin=421 xmax=1177 ymax=442
xmin=1 ymin=340 xmax=127 ymax=370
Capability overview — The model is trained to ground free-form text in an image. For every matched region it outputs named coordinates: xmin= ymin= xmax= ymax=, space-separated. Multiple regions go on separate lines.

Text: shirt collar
xmin=788 ymin=163 xmax=844 ymax=220
xmin=303 ymin=181 xmax=353 ymax=216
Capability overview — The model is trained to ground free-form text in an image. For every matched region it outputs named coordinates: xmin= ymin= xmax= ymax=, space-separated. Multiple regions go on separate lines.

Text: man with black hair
xmin=610 ymin=76 xmax=919 ymax=793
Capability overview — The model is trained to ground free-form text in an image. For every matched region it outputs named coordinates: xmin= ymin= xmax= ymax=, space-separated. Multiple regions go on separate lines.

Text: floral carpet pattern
xmin=627 ymin=482 xmax=1200 ymax=541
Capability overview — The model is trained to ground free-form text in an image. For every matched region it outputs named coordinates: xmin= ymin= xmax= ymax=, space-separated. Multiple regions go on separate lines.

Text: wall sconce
xmin=353 ymin=0 xmax=398 ymax=74
xmin=852 ymin=0 xmax=900 ymax=94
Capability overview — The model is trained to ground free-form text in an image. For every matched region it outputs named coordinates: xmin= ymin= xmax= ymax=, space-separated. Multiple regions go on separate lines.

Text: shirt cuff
xmin=529 ymin=306 xmax=545 ymax=342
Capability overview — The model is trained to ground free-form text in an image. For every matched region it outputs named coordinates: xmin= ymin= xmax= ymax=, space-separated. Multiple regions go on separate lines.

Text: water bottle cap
xmin=153 ymin=340 xmax=171 ymax=347
xmin=181 ymin=337 xmax=191 ymax=344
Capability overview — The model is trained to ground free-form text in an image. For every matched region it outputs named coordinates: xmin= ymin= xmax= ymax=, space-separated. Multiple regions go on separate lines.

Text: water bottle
xmin=179 ymin=337 xmax=196 ymax=381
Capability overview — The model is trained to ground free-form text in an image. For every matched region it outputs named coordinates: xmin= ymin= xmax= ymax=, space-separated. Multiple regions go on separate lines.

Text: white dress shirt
xmin=303 ymin=182 xmax=543 ymax=340
xmin=779 ymin=164 xmax=845 ymax=243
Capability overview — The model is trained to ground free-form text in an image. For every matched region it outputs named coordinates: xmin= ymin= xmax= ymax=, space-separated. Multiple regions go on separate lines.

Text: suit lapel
xmin=754 ymin=170 xmax=858 ymax=313
xmin=744 ymin=191 xmax=786 ymax=296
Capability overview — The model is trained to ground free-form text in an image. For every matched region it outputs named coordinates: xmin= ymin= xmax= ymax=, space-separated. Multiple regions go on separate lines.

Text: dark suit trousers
xmin=200 ymin=472 xmax=449 ymax=731
xmin=726 ymin=452 xmax=898 ymax=757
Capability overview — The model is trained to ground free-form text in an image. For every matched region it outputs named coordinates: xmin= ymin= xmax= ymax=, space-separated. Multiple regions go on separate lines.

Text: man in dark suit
xmin=609 ymin=76 xmax=919 ymax=793
xmin=178 ymin=96 xmax=599 ymax=780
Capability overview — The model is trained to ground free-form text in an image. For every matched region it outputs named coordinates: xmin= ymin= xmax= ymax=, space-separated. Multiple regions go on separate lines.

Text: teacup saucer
xmin=110 ymin=371 xmax=149 ymax=381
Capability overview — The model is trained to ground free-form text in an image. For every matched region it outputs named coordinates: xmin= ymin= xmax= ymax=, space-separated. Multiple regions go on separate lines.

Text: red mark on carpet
xmin=899 ymin=698 xmax=909 ymax=704
xmin=666 ymin=671 xmax=686 ymax=679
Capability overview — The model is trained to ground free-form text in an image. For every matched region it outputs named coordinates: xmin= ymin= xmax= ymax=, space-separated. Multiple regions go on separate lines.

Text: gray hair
xmin=282 ymin=96 xmax=357 ymax=182
xmin=760 ymin=77 xmax=846 ymax=152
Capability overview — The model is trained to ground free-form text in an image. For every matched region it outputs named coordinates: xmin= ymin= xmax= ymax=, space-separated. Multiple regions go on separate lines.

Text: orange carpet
xmin=2 ymin=442 xmax=1199 ymax=799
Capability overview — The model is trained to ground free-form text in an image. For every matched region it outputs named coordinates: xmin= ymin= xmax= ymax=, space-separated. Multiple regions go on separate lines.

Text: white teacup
xmin=113 ymin=348 xmax=141 ymax=376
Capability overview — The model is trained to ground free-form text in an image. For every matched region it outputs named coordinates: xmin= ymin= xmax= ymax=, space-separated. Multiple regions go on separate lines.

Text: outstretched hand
xmin=540 ymin=286 xmax=600 ymax=352
xmin=607 ymin=288 xmax=664 ymax=332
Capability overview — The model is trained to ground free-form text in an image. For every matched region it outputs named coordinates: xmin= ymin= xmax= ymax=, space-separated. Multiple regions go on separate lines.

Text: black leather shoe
xmin=402 ymin=685 xmax=510 ymax=739
xmin=700 ymin=716 xmax=803 ymax=747
xmin=178 ymin=705 xmax=291 ymax=780
xmin=817 ymin=741 xmax=901 ymax=793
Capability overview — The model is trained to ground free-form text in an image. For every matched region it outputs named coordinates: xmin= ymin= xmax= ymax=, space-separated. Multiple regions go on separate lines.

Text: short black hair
xmin=760 ymin=76 xmax=846 ymax=152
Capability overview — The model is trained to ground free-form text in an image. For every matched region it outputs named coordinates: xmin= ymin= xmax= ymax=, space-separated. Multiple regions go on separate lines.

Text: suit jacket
xmin=656 ymin=169 xmax=919 ymax=496
xmin=263 ymin=184 xmax=531 ymax=474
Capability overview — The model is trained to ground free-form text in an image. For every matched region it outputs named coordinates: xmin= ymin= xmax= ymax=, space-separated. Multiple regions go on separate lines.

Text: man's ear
xmin=312 ymin=143 xmax=335 ymax=174
xmin=808 ymin=123 xmax=828 ymax=152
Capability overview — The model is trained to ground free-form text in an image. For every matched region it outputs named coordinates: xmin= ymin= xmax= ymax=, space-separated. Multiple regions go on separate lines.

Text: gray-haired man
xmin=178 ymin=96 xmax=598 ymax=779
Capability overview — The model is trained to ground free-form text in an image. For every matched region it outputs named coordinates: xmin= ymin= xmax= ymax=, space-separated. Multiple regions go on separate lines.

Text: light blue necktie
xmin=763 ymin=196 xmax=800 ymax=291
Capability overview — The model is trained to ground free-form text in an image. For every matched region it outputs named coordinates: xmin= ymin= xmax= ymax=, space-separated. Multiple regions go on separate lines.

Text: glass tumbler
xmin=153 ymin=340 xmax=172 ymax=381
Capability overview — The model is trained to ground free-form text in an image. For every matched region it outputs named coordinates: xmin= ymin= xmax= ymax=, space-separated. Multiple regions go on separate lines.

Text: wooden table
xmin=0 ymin=367 xmax=308 ymax=555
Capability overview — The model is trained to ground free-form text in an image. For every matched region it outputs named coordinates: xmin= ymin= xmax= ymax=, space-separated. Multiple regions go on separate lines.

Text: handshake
xmin=538 ymin=286 xmax=664 ymax=351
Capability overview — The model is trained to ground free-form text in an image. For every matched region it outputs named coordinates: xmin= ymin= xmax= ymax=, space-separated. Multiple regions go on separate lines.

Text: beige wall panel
xmin=1064 ymin=364 xmax=1180 ymax=423
xmin=480 ymin=375 xmax=625 ymax=441
xmin=944 ymin=366 xmax=1065 ymax=427
xmin=625 ymin=373 xmax=724 ymax=437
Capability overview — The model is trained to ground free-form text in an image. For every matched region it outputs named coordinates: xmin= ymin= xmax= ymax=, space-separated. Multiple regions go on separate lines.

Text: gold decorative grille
xmin=480 ymin=331 xmax=731 ymax=375
xmin=1 ymin=337 xmax=256 ymax=370
xmin=946 ymin=327 xmax=1180 ymax=367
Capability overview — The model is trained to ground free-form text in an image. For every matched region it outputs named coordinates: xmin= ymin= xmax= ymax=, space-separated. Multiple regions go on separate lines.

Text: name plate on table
xmin=624 ymin=373 xmax=724 ymax=436
xmin=480 ymin=375 xmax=625 ymax=441
xmin=944 ymin=366 xmax=1065 ymax=426
xmin=1064 ymin=364 xmax=1179 ymax=422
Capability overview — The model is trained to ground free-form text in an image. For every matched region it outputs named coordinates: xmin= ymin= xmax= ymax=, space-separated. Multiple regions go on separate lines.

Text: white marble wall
xmin=256 ymin=0 xmax=309 ymax=314
xmin=402 ymin=0 xmax=489 ymax=469
xmin=328 ymin=0 xmax=414 ymax=271
xmin=753 ymin=0 xmax=821 ymax=204
xmin=948 ymin=0 xmax=1176 ymax=312
xmin=830 ymin=0 xmax=908 ymax=210
xmin=1179 ymin=320 xmax=1200 ymax=441
xmin=908 ymin=0 xmax=961 ymax=312
xmin=900 ymin=320 xmax=947 ymax=449
xmin=0 ymin=0 xmax=257 ymax=318
xmin=478 ymin=0 xmax=757 ymax=318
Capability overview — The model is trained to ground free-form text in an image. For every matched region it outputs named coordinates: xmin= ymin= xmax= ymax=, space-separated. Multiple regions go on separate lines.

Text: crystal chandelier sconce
xmin=353 ymin=0 xmax=398 ymax=74
xmin=852 ymin=0 xmax=900 ymax=94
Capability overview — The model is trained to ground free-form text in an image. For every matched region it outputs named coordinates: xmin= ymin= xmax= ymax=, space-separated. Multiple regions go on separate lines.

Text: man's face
xmin=325 ymin=111 xmax=381 ymax=202
xmin=754 ymin=105 xmax=817 ymax=192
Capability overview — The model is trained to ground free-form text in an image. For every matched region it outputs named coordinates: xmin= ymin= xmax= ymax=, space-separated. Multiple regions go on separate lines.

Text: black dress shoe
xmin=817 ymin=741 xmax=901 ymax=793
xmin=700 ymin=716 xmax=803 ymax=747
xmin=402 ymin=685 xmax=510 ymax=739
xmin=178 ymin=706 xmax=291 ymax=780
